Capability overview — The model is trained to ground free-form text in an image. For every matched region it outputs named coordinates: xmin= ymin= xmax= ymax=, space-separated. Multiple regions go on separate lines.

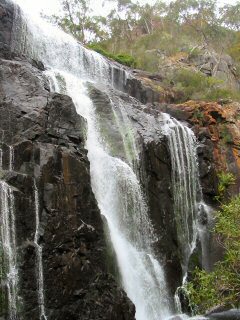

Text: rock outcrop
xmin=0 ymin=42 xmax=135 ymax=320
xmin=0 ymin=0 xmax=14 ymax=59
xmin=157 ymin=100 xmax=240 ymax=201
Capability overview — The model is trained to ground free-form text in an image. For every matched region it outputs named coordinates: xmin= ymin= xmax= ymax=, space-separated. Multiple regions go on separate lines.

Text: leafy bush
xmin=164 ymin=68 xmax=240 ymax=103
xmin=88 ymin=44 xmax=136 ymax=67
xmin=219 ymin=125 xmax=234 ymax=145
xmin=114 ymin=54 xmax=137 ymax=67
xmin=216 ymin=171 xmax=236 ymax=201
xmin=185 ymin=194 xmax=240 ymax=314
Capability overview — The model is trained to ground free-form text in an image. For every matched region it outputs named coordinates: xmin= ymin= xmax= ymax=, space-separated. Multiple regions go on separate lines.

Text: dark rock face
xmin=0 ymin=55 xmax=135 ymax=319
xmin=141 ymin=138 xmax=182 ymax=296
xmin=207 ymin=309 xmax=240 ymax=320
xmin=0 ymin=0 xmax=14 ymax=59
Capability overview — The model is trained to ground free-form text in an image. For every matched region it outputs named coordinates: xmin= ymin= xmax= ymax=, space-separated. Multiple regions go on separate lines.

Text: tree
xmin=220 ymin=2 xmax=240 ymax=31
xmin=51 ymin=0 xmax=107 ymax=43
xmin=166 ymin=0 xmax=222 ymax=46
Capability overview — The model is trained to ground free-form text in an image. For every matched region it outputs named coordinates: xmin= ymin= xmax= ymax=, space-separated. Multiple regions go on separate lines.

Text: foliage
xmin=50 ymin=0 xmax=240 ymax=102
xmin=186 ymin=195 xmax=240 ymax=314
xmin=114 ymin=54 xmax=136 ymax=67
xmin=216 ymin=171 xmax=236 ymax=201
xmin=220 ymin=3 xmax=240 ymax=31
xmin=228 ymin=32 xmax=240 ymax=63
xmin=88 ymin=44 xmax=136 ymax=67
xmin=162 ymin=68 xmax=240 ymax=102
xmin=219 ymin=125 xmax=233 ymax=145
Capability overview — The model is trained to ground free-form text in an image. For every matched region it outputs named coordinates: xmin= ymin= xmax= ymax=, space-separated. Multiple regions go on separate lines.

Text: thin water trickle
xmin=0 ymin=181 xmax=18 ymax=320
xmin=33 ymin=180 xmax=47 ymax=320
xmin=9 ymin=146 xmax=14 ymax=172
xmin=0 ymin=148 xmax=2 ymax=169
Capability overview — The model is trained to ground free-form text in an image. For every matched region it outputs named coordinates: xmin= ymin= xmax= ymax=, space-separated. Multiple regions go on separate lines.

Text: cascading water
xmin=6 ymin=1 xmax=210 ymax=319
xmin=9 ymin=2 xmax=173 ymax=318
xmin=49 ymin=71 xmax=172 ymax=320
xmin=0 ymin=149 xmax=19 ymax=319
xmin=162 ymin=114 xmax=199 ymax=273
xmin=33 ymin=180 xmax=47 ymax=320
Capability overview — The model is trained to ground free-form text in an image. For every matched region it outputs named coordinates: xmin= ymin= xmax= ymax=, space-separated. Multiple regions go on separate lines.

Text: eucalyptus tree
xmin=52 ymin=0 xmax=108 ymax=43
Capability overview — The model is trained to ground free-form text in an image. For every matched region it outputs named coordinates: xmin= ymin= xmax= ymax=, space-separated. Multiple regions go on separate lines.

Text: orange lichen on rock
xmin=175 ymin=100 xmax=226 ymax=125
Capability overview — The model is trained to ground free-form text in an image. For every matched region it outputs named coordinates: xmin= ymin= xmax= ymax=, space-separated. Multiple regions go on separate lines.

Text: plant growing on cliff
xmin=219 ymin=125 xmax=233 ymax=145
xmin=88 ymin=44 xmax=136 ymax=67
xmin=186 ymin=195 xmax=240 ymax=314
xmin=216 ymin=171 xmax=236 ymax=201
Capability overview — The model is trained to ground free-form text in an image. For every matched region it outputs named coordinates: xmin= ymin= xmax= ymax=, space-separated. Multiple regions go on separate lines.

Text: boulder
xmin=208 ymin=309 xmax=240 ymax=320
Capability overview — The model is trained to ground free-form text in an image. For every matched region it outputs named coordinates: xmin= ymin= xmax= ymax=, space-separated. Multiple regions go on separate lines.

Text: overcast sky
xmin=16 ymin=0 xmax=239 ymax=16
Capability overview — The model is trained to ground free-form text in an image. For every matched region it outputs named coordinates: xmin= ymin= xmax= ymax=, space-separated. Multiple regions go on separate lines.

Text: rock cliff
xmin=0 ymin=2 xmax=135 ymax=318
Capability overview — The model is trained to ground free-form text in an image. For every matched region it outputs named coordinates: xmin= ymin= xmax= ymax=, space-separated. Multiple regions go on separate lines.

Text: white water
xmin=162 ymin=114 xmax=199 ymax=273
xmin=0 ymin=144 xmax=19 ymax=319
xmin=0 ymin=181 xmax=18 ymax=320
xmin=162 ymin=115 xmax=212 ymax=316
xmin=10 ymin=2 xmax=172 ymax=319
xmin=0 ymin=148 xmax=3 ymax=169
xmin=7 ymin=1 xmax=209 ymax=319
xmin=11 ymin=0 xmax=130 ymax=89
xmin=51 ymin=72 xmax=172 ymax=320
xmin=9 ymin=146 xmax=14 ymax=172
xmin=33 ymin=180 xmax=47 ymax=320
xmin=197 ymin=202 xmax=213 ymax=272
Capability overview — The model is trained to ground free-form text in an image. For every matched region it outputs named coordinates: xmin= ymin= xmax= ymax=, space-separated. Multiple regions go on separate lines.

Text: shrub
xmin=219 ymin=125 xmax=234 ymax=145
xmin=216 ymin=171 xmax=236 ymax=201
xmin=185 ymin=194 xmax=240 ymax=314
xmin=88 ymin=44 xmax=136 ymax=67
xmin=164 ymin=68 xmax=240 ymax=103
xmin=114 ymin=54 xmax=137 ymax=67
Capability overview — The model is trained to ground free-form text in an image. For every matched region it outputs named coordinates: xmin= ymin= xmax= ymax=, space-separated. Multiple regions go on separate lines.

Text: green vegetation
xmin=48 ymin=0 xmax=240 ymax=102
xmin=162 ymin=68 xmax=240 ymax=102
xmin=219 ymin=125 xmax=234 ymax=145
xmin=186 ymin=195 xmax=240 ymax=314
xmin=88 ymin=44 xmax=136 ymax=67
xmin=216 ymin=171 xmax=236 ymax=202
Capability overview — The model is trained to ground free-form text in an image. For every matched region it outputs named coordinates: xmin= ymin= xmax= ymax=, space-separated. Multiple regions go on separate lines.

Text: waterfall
xmin=0 ymin=181 xmax=18 ymax=320
xmin=162 ymin=114 xmax=199 ymax=273
xmin=10 ymin=1 xmax=173 ymax=313
xmin=11 ymin=0 xmax=130 ymax=90
xmin=0 ymin=144 xmax=19 ymax=319
xmin=33 ymin=180 xmax=47 ymax=320
xmin=7 ymin=1 xmax=210 ymax=319
xmin=49 ymin=71 xmax=172 ymax=320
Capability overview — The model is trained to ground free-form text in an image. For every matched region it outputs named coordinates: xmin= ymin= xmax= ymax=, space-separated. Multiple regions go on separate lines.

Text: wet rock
xmin=0 ymin=55 xmax=135 ymax=319
xmin=207 ymin=309 xmax=240 ymax=320
xmin=0 ymin=0 xmax=14 ymax=59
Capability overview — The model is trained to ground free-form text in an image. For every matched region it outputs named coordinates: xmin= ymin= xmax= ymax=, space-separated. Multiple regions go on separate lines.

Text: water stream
xmin=33 ymin=180 xmax=47 ymax=320
xmin=162 ymin=114 xmax=199 ymax=273
xmin=2 ymin=1 xmax=209 ymax=319
xmin=49 ymin=71 xmax=172 ymax=320
xmin=0 ymin=149 xmax=18 ymax=319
